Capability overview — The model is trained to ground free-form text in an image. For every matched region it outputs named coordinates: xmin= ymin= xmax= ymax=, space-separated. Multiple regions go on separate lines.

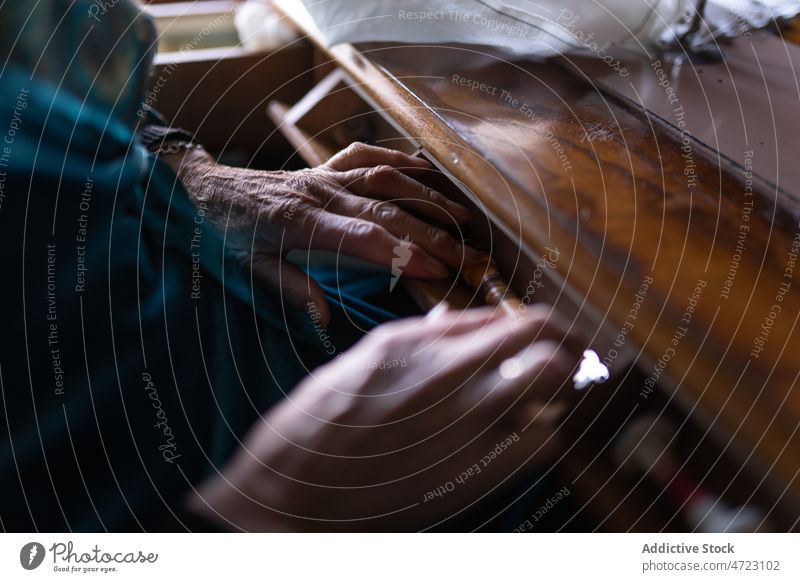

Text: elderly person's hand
xmin=164 ymin=143 xmax=480 ymax=324
xmin=187 ymin=305 xmax=586 ymax=531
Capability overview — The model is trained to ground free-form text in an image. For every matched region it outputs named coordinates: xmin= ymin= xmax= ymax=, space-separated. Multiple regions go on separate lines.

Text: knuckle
xmin=371 ymin=202 xmax=398 ymax=222
xmin=420 ymin=185 xmax=437 ymax=200
xmin=365 ymin=164 xmax=395 ymax=187
xmin=347 ymin=142 xmax=368 ymax=155
xmin=311 ymin=170 xmax=338 ymax=190
xmin=347 ymin=220 xmax=380 ymax=240
xmin=426 ymin=226 xmax=452 ymax=247
xmin=339 ymin=142 xmax=370 ymax=163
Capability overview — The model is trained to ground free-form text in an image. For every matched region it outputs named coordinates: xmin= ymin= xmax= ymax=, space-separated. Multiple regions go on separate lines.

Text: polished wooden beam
xmin=273 ymin=0 xmax=800 ymax=511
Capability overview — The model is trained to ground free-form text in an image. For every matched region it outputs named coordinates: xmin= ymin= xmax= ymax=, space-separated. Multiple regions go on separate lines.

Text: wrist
xmin=161 ymin=146 xmax=217 ymax=198
xmin=138 ymin=123 xmax=217 ymax=200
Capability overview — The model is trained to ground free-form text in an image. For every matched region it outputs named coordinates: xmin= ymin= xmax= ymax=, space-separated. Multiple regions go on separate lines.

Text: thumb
xmin=248 ymin=251 xmax=331 ymax=327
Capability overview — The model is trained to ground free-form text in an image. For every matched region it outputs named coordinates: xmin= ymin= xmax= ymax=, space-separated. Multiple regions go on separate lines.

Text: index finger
xmin=324 ymin=143 xmax=431 ymax=173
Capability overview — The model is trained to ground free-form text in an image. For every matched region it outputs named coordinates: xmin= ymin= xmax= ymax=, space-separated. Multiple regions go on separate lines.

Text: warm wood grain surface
xmin=274 ymin=0 xmax=800 ymax=517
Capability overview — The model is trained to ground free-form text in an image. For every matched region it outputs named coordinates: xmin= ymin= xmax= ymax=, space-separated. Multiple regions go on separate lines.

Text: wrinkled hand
xmin=187 ymin=305 xmax=586 ymax=531
xmin=166 ymin=143 xmax=479 ymax=324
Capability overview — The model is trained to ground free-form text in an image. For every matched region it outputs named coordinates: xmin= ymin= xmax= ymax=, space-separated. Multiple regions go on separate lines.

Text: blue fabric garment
xmin=0 ymin=1 xmax=418 ymax=531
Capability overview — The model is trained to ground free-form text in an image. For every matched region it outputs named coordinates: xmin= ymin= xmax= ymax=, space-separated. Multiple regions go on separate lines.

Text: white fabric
xmin=695 ymin=0 xmax=800 ymax=43
xmin=299 ymin=0 xmax=686 ymax=57
xmin=299 ymin=0 xmax=800 ymax=58
xmin=235 ymin=0 xmax=298 ymax=50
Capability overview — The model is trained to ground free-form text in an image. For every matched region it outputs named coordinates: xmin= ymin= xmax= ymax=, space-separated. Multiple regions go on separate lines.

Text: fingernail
xmin=424 ymin=255 xmax=449 ymax=277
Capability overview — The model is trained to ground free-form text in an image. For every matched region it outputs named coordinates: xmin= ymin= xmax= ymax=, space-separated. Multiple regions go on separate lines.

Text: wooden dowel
xmin=461 ymin=253 xmax=521 ymax=318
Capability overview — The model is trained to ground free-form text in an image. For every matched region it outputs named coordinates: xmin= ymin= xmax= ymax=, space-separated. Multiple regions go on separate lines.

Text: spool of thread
xmin=614 ymin=414 xmax=769 ymax=532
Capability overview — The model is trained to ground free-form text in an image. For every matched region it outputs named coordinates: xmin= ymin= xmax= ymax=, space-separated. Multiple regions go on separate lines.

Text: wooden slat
xmin=267 ymin=100 xmax=333 ymax=166
xmin=149 ymin=42 xmax=314 ymax=157
xmin=282 ymin=68 xmax=345 ymax=127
